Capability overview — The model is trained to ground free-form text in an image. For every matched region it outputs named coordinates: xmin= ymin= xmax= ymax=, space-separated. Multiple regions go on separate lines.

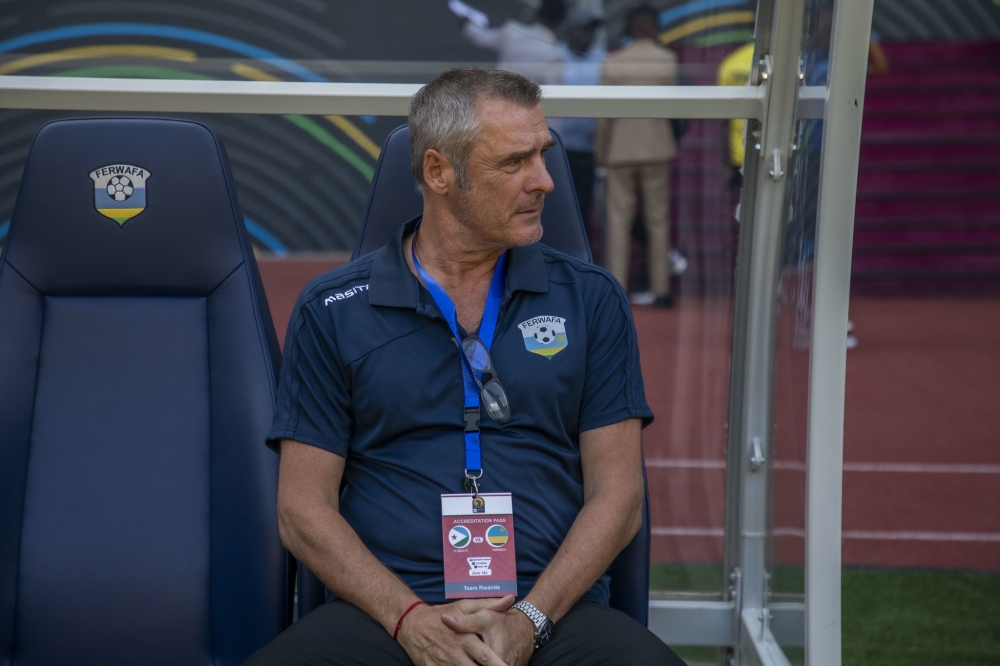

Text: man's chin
xmin=508 ymin=218 xmax=543 ymax=247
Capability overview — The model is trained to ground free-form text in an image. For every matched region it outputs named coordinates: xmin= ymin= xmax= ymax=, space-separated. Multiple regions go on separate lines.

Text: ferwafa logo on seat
xmin=90 ymin=164 xmax=151 ymax=226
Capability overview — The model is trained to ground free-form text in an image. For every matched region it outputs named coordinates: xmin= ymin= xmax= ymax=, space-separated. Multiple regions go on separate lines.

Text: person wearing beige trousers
xmin=596 ymin=5 xmax=678 ymax=307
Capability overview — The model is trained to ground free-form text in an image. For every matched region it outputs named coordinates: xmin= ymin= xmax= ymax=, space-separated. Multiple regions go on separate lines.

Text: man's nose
xmin=528 ymin=156 xmax=555 ymax=195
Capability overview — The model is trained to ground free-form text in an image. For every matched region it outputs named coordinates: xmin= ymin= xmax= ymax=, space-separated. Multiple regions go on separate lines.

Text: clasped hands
xmin=397 ymin=594 xmax=535 ymax=666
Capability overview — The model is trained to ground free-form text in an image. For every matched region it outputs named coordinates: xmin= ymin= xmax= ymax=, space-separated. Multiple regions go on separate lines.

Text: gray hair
xmin=409 ymin=68 xmax=542 ymax=189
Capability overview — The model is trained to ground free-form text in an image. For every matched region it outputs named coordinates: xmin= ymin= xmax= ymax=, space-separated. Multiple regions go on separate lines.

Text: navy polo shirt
xmin=268 ymin=218 xmax=653 ymax=605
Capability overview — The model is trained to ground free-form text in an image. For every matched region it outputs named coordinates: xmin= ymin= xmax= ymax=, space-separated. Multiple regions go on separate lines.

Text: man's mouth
xmin=515 ymin=202 xmax=544 ymax=217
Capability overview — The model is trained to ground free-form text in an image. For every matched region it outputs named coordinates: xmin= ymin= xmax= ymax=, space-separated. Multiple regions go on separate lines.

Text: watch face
xmin=536 ymin=620 xmax=554 ymax=647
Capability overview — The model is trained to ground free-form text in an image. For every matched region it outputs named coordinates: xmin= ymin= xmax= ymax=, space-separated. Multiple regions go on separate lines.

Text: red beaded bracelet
xmin=393 ymin=600 xmax=427 ymax=641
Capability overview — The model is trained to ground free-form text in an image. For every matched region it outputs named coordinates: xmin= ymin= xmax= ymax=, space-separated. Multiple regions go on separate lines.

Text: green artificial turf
xmin=650 ymin=565 xmax=1000 ymax=666
xmin=842 ymin=569 xmax=1000 ymax=666
xmin=649 ymin=563 xmax=725 ymax=593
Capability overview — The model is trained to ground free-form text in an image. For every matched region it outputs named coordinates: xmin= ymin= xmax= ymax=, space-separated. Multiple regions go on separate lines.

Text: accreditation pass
xmin=441 ymin=492 xmax=517 ymax=599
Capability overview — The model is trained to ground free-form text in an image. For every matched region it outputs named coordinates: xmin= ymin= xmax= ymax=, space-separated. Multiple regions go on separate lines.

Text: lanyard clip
xmin=463 ymin=407 xmax=480 ymax=432
xmin=463 ymin=469 xmax=482 ymax=497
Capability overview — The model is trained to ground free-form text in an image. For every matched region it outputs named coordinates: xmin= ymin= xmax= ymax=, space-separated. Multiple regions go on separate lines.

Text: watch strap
xmin=512 ymin=600 xmax=552 ymax=648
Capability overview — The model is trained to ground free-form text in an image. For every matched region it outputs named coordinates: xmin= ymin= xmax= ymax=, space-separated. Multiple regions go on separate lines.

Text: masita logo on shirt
xmin=518 ymin=316 xmax=568 ymax=358
xmin=324 ymin=284 xmax=369 ymax=305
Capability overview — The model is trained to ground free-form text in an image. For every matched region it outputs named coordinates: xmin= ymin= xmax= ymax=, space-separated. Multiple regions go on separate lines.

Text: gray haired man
xmin=243 ymin=68 xmax=683 ymax=666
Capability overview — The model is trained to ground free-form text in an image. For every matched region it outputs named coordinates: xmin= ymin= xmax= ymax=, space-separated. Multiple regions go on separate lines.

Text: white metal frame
xmin=806 ymin=1 xmax=875 ymax=664
xmin=0 ymin=75 xmax=823 ymax=120
xmin=726 ymin=0 xmax=805 ymax=663
xmin=0 ymin=2 xmax=872 ymax=661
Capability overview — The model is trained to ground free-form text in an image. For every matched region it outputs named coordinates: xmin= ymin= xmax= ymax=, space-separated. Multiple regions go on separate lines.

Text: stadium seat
xmin=299 ymin=124 xmax=652 ymax=626
xmin=0 ymin=118 xmax=292 ymax=665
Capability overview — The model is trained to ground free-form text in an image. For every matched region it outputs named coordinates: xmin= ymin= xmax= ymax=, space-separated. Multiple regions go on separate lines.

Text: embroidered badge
xmin=518 ymin=316 xmax=568 ymax=359
xmin=89 ymin=164 xmax=151 ymax=226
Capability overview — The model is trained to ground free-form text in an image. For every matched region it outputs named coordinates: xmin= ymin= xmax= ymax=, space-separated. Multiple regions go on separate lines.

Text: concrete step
xmin=865 ymin=70 xmax=1000 ymax=90
xmin=856 ymin=199 xmax=1000 ymax=220
xmin=856 ymin=170 xmax=1000 ymax=196
xmin=864 ymin=92 xmax=1000 ymax=117
xmin=854 ymin=228 xmax=1000 ymax=252
xmin=859 ymin=141 xmax=1000 ymax=167
xmin=880 ymin=41 xmax=1000 ymax=66
xmin=862 ymin=116 xmax=1000 ymax=135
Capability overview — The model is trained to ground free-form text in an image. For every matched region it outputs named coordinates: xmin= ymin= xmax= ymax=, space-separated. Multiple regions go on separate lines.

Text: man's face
xmin=449 ymin=100 xmax=555 ymax=251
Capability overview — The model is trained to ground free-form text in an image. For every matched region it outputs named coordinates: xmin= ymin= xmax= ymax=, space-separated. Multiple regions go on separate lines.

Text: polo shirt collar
xmin=367 ymin=216 xmax=422 ymax=309
xmin=367 ymin=216 xmax=550 ymax=311
xmin=506 ymin=243 xmax=549 ymax=297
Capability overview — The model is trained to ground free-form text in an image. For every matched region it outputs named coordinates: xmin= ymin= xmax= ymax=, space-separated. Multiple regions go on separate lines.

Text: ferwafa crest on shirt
xmin=518 ymin=316 xmax=568 ymax=359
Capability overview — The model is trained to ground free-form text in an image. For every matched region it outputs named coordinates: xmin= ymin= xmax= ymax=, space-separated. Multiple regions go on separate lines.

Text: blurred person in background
xmin=596 ymin=5 xmax=678 ymax=308
xmin=717 ymin=41 xmax=755 ymax=192
xmin=460 ymin=0 xmax=566 ymax=85
xmin=717 ymin=35 xmax=886 ymax=194
xmin=554 ymin=8 xmax=606 ymax=230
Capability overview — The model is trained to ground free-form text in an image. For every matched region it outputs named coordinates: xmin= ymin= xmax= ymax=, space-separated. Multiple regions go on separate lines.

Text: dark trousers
xmin=242 ymin=599 xmax=684 ymax=666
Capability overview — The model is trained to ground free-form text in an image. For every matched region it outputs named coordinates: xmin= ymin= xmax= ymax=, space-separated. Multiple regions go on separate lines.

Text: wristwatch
xmin=512 ymin=600 xmax=554 ymax=649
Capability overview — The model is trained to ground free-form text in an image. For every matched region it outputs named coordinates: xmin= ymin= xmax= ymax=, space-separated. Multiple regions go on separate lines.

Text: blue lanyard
xmin=411 ymin=227 xmax=508 ymax=485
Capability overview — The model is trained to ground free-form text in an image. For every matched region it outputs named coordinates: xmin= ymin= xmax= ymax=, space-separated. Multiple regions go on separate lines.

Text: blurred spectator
xmin=460 ymin=0 xmax=566 ymax=85
xmin=717 ymin=41 xmax=754 ymax=190
xmin=555 ymin=8 xmax=606 ymax=227
xmin=867 ymin=35 xmax=891 ymax=76
xmin=717 ymin=34 xmax=887 ymax=190
xmin=596 ymin=5 xmax=678 ymax=308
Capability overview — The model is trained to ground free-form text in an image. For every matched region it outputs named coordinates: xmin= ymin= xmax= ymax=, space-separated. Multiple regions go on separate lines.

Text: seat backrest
xmin=299 ymin=124 xmax=649 ymax=626
xmin=0 ymin=118 xmax=291 ymax=665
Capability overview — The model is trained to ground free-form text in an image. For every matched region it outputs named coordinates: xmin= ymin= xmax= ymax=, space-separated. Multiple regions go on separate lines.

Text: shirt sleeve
xmin=578 ymin=277 xmax=654 ymax=433
xmin=266 ymin=297 xmax=352 ymax=457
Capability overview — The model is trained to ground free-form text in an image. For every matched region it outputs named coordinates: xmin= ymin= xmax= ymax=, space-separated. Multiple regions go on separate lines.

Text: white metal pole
xmin=805 ymin=0 xmax=874 ymax=665
xmin=0 ymin=75 xmax=830 ymax=120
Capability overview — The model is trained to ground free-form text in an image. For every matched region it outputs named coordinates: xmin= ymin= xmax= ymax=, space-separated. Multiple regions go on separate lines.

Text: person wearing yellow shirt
xmin=717 ymin=42 xmax=754 ymax=188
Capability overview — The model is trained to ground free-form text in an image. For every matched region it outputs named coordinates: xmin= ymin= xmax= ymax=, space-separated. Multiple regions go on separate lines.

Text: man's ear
xmin=422 ymin=149 xmax=454 ymax=196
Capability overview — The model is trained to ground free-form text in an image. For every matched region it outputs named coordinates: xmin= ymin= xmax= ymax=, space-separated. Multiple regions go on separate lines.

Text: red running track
xmin=259 ymin=257 xmax=1000 ymax=571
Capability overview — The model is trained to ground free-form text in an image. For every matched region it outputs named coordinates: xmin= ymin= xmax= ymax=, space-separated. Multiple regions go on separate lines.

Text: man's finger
xmin=459 ymin=633 xmax=508 ymax=666
xmin=484 ymin=594 xmax=515 ymax=612
xmin=455 ymin=596 xmax=512 ymax=614
xmin=441 ymin=612 xmax=491 ymax=635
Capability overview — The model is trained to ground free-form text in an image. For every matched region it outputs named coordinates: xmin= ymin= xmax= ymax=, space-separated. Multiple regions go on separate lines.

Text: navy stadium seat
xmin=300 ymin=124 xmax=652 ymax=626
xmin=0 ymin=118 xmax=292 ymax=665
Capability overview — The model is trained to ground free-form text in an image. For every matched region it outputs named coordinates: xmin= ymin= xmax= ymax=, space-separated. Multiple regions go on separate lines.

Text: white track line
xmin=645 ymin=459 xmax=726 ymax=469
xmin=841 ymin=530 xmax=1000 ymax=542
xmin=644 ymin=458 xmax=1000 ymax=474
xmin=841 ymin=462 xmax=1000 ymax=474
xmin=651 ymin=527 xmax=725 ymax=537
xmin=651 ymin=527 xmax=1000 ymax=542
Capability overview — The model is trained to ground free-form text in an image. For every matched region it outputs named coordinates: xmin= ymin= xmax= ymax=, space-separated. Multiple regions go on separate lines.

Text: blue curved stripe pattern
xmin=1 ymin=216 xmax=285 ymax=255
xmin=244 ymin=216 xmax=288 ymax=256
xmin=0 ymin=23 xmax=379 ymax=125
xmin=0 ymin=23 xmax=326 ymax=82
xmin=659 ymin=0 xmax=748 ymax=25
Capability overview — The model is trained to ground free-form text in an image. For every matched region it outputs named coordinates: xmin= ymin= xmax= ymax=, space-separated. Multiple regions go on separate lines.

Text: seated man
xmin=245 ymin=68 xmax=682 ymax=666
